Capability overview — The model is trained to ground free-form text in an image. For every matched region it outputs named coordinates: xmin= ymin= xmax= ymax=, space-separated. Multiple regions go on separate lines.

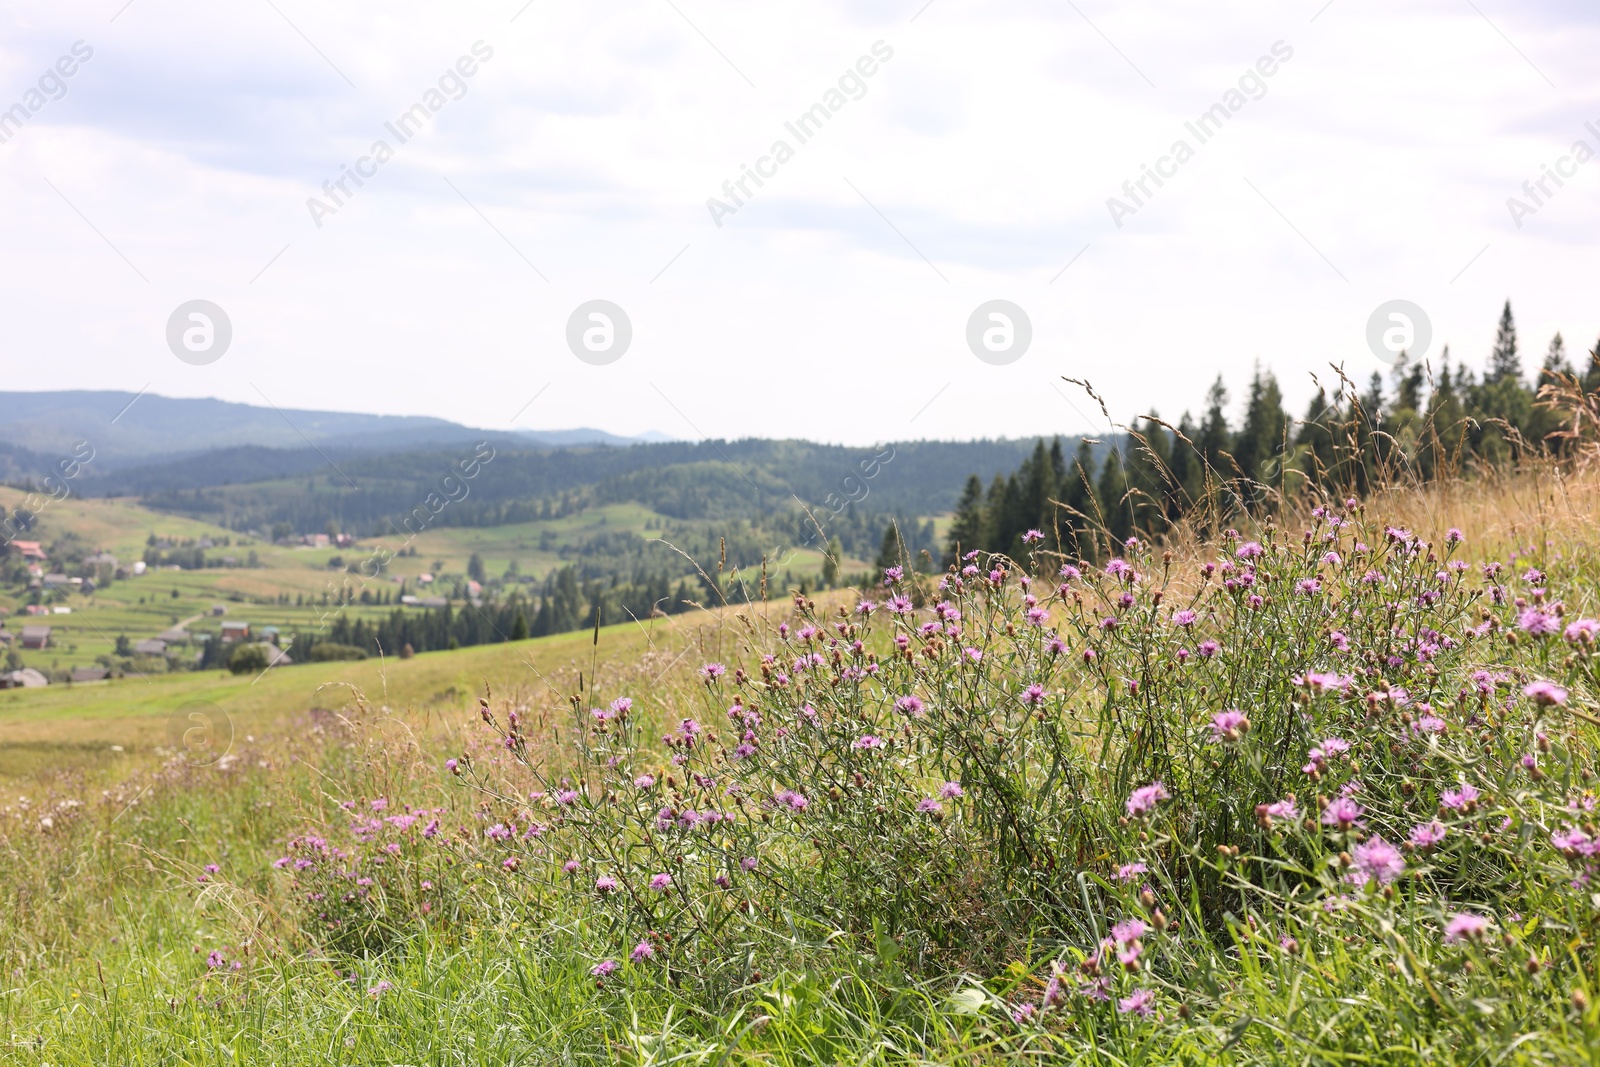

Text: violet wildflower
xmin=1022 ymin=529 xmax=1044 ymax=543
xmin=1439 ymin=783 xmax=1481 ymax=812
xmin=1012 ymin=1002 xmax=1037 ymax=1023
xmin=1321 ymin=797 xmax=1364 ymax=829
xmin=631 ymin=941 xmax=655 ymax=962
xmin=444 ymin=758 xmax=459 ymax=773
xmin=1236 ymin=541 xmax=1263 ymax=559
xmin=595 ymin=875 xmax=617 ymax=893
xmin=895 ymin=695 xmax=925 ymax=716
xmin=368 ymin=980 xmax=393 ymax=997
xmin=1208 ymin=709 xmax=1249 ymax=742
xmin=1172 ymin=609 xmax=1197 ymax=627
xmin=1115 ymin=861 xmax=1148 ymax=883
xmin=852 ymin=734 xmax=885 ymax=750
xmin=1022 ymin=684 xmax=1046 ymax=707
xmin=1125 ymin=781 xmax=1170 ymax=818
xmin=1118 ymin=989 xmax=1156 ymax=1017
xmin=699 ymin=662 xmax=726 ymax=679
xmin=916 ymin=798 xmax=944 ymax=815
xmin=1518 ymin=609 xmax=1560 ymax=636
xmin=1409 ymin=821 xmax=1446 ymax=849
xmin=591 ymin=960 xmax=618 ymax=977
xmin=741 ymin=856 xmax=758 ymax=871
xmin=1564 ymin=618 xmax=1600 ymax=645
xmin=634 ymin=774 xmax=656 ymax=789
xmin=1523 ymin=680 xmax=1568 ymax=706
xmin=939 ymin=781 xmax=965 ymax=799
xmin=1348 ymin=837 xmax=1406 ymax=886
xmin=648 ymin=873 xmax=672 ymax=891
xmin=1198 ymin=640 xmax=1220 ymax=658
xmin=882 ymin=566 xmax=904 ymax=584
xmin=1443 ymin=912 xmax=1490 ymax=944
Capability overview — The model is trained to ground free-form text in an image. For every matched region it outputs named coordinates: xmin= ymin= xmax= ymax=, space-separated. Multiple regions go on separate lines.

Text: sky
xmin=1 ymin=0 xmax=1597 ymax=446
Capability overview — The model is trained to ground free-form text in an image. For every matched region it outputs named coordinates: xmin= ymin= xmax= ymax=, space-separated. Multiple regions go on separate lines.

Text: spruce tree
xmin=1488 ymin=300 xmax=1520 ymax=382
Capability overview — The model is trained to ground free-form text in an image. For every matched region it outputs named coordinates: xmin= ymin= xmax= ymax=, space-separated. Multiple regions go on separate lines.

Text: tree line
xmin=945 ymin=300 xmax=1600 ymax=562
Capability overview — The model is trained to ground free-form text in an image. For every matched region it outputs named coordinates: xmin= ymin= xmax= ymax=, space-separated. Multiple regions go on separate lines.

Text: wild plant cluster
xmin=254 ymin=498 xmax=1600 ymax=1060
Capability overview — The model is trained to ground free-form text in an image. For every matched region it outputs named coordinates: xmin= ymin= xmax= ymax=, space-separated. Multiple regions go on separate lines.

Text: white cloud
xmin=0 ymin=0 xmax=1596 ymax=444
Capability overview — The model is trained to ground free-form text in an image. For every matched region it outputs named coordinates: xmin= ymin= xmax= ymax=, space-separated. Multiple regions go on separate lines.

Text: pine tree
xmin=1585 ymin=336 xmax=1600 ymax=395
xmin=467 ymin=553 xmax=486 ymax=583
xmin=1488 ymin=300 xmax=1520 ymax=382
xmin=821 ymin=536 xmax=843 ymax=587
xmin=1196 ymin=377 xmax=1231 ymax=478
xmin=944 ymin=475 xmax=984 ymax=565
xmin=1541 ymin=333 xmax=1572 ymax=379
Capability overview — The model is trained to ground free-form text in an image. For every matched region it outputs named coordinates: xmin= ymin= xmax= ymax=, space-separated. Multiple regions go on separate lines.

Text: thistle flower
xmin=648 ymin=873 xmax=672 ymax=891
xmin=631 ymin=941 xmax=655 ymax=962
xmin=917 ymin=798 xmax=944 ymax=815
xmin=1125 ymin=782 xmax=1170 ymax=818
xmin=699 ymin=662 xmax=726 ymax=679
xmin=1172 ymin=609 xmax=1196 ymax=627
xmin=1523 ymin=680 xmax=1568 ymax=706
xmin=1208 ymin=709 xmax=1248 ymax=742
xmin=852 ymin=735 xmax=885 ymax=750
xmin=895 ymin=695 xmax=925 ymax=716
xmin=1321 ymin=797 xmax=1364 ymax=829
xmin=1564 ymin=618 xmax=1600 ymax=645
xmin=1518 ymin=609 xmax=1560 ymax=636
xmin=1439 ymin=784 xmax=1481 ymax=812
xmin=368 ymin=980 xmax=393 ymax=997
xmin=1118 ymin=988 xmax=1156 ymax=1017
xmin=1114 ymin=861 xmax=1148 ymax=883
xmin=940 ymin=781 xmax=965 ymax=799
xmin=1022 ymin=684 xmax=1046 ymax=707
xmin=1443 ymin=912 xmax=1490 ymax=944
xmin=1348 ymin=837 xmax=1406 ymax=886
xmin=1409 ymin=821 xmax=1446 ymax=849
xmin=595 ymin=875 xmax=617 ymax=893
xmin=591 ymin=960 xmax=618 ymax=977
xmin=1236 ymin=542 xmax=1263 ymax=559
xmin=1011 ymin=1002 xmax=1037 ymax=1023
xmin=1022 ymin=529 xmax=1044 ymax=543
xmin=634 ymin=774 xmax=656 ymax=789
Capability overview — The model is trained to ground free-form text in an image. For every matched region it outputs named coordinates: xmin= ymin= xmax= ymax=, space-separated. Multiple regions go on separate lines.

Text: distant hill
xmin=0 ymin=391 xmax=667 ymax=467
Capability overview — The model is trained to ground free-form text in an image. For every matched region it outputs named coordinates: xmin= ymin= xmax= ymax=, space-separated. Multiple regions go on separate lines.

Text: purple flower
xmin=852 ymin=734 xmax=885 ymax=751
xmin=939 ymin=781 xmax=964 ymax=799
xmin=444 ymin=758 xmax=459 ymax=773
xmin=699 ymin=662 xmax=726 ymax=679
xmin=648 ymin=873 xmax=673 ymax=891
xmin=206 ymin=950 xmax=226 ymax=970
xmin=1022 ymin=529 xmax=1044 ymax=543
xmin=1409 ymin=821 xmax=1446 ymax=849
xmin=1564 ymin=618 xmax=1600 ymax=645
xmin=1443 ymin=912 xmax=1489 ymax=944
xmin=1208 ymin=709 xmax=1248 ymax=742
xmin=1118 ymin=988 xmax=1156 ymax=1017
xmin=1114 ymin=862 xmax=1148 ymax=883
xmin=1236 ymin=541 xmax=1263 ymax=559
xmin=1348 ymin=837 xmax=1406 ymax=886
xmin=634 ymin=774 xmax=656 ymax=789
xmin=1125 ymin=781 xmax=1170 ymax=818
xmin=1172 ymin=609 xmax=1196 ymax=627
xmin=1523 ymin=680 xmax=1568 ymax=706
xmin=595 ymin=875 xmax=617 ymax=893
xmin=882 ymin=566 xmax=904 ymax=584
xmin=1320 ymin=797 xmax=1364 ymax=829
xmin=368 ymin=980 xmax=393 ymax=997
xmin=631 ymin=941 xmax=655 ymax=962
xmin=591 ymin=959 xmax=618 ymax=977
xmin=1011 ymin=1001 xmax=1037 ymax=1023
xmin=1022 ymin=684 xmax=1046 ymax=707
xmin=1198 ymin=640 xmax=1220 ymax=658
xmin=741 ymin=856 xmax=758 ymax=871
xmin=1439 ymin=783 xmax=1481 ymax=811
xmin=1446 ymin=528 xmax=1464 ymax=544
xmin=1518 ymin=609 xmax=1560 ymax=636
xmin=1111 ymin=918 xmax=1147 ymax=944
xmin=563 ymin=859 xmax=580 ymax=873
xmin=857 ymin=599 xmax=878 ymax=616
xmin=916 ymin=798 xmax=944 ymax=815
xmin=895 ymin=695 xmax=925 ymax=716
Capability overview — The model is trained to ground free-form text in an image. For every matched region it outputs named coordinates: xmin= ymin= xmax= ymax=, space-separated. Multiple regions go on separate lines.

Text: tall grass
xmin=6 ymin=463 xmax=1600 ymax=1064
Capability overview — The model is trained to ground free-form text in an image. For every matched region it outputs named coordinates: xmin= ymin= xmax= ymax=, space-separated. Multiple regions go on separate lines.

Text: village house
xmin=220 ymin=621 xmax=250 ymax=643
xmin=20 ymin=625 xmax=51 ymax=650
xmin=8 ymin=541 xmax=47 ymax=562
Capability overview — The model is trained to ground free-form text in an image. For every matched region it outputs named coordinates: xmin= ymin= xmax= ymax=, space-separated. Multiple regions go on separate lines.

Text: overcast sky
xmin=2 ymin=0 xmax=1596 ymax=445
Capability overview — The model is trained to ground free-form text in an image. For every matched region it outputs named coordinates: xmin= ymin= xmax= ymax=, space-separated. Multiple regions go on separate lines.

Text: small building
xmin=132 ymin=560 xmax=147 ymax=575
xmin=20 ymin=625 xmax=51 ymax=650
xmin=220 ymin=621 xmax=250 ymax=643
xmin=0 ymin=668 xmax=49 ymax=688
xmin=303 ymin=533 xmax=330 ymax=548
xmin=211 ymin=604 xmax=227 ymax=616
xmin=259 ymin=625 xmax=281 ymax=645
xmin=400 ymin=594 xmax=420 ymax=606
xmin=70 ymin=666 xmax=110 ymax=683
xmin=50 ymin=606 xmax=71 ymax=615
xmin=133 ymin=638 xmax=168 ymax=656
xmin=158 ymin=628 xmax=190 ymax=643
xmin=79 ymin=578 xmax=95 ymax=595
xmin=418 ymin=596 xmax=448 ymax=609
xmin=42 ymin=573 xmax=74 ymax=591
xmin=22 ymin=604 xmax=49 ymax=617
xmin=417 ymin=573 xmax=434 ymax=586
xmin=10 ymin=541 xmax=47 ymax=561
